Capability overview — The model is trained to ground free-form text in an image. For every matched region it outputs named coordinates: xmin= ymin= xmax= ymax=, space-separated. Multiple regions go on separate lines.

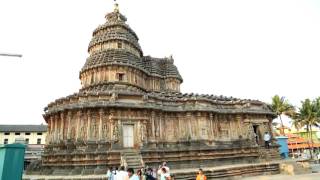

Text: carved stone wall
xmin=80 ymin=65 xmax=181 ymax=92
xmin=45 ymin=107 xmax=272 ymax=152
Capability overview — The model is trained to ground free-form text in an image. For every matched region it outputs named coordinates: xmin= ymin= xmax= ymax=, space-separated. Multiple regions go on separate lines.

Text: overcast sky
xmin=0 ymin=0 xmax=320 ymax=125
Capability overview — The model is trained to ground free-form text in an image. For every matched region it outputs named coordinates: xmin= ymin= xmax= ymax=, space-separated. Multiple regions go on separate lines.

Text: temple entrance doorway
xmin=123 ymin=125 xmax=134 ymax=148
xmin=253 ymin=125 xmax=260 ymax=145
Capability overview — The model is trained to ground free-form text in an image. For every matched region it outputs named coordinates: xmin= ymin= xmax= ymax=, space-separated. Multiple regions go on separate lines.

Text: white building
xmin=0 ymin=124 xmax=47 ymax=169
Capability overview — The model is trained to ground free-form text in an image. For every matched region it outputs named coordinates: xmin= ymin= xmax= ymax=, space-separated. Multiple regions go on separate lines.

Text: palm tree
xmin=271 ymin=95 xmax=295 ymax=135
xmin=290 ymin=98 xmax=320 ymax=159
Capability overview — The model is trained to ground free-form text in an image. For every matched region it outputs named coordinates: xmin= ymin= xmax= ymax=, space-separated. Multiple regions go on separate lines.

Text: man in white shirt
xmin=263 ymin=132 xmax=271 ymax=149
xmin=115 ymin=166 xmax=129 ymax=180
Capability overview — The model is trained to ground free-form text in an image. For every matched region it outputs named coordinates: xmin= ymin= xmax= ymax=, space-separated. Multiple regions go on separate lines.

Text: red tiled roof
xmin=285 ymin=133 xmax=320 ymax=150
xmin=288 ymin=143 xmax=320 ymax=149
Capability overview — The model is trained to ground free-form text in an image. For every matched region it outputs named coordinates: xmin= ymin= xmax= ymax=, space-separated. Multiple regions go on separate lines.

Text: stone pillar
xmin=268 ymin=118 xmax=274 ymax=140
xmin=235 ymin=114 xmax=242 ymax=138
xmin=60 ymin=113 xmax=65 ymax=140
xmin=177 ymin=114 xmax=181 ymax=139
xmin=209 ymin=113 xmax=214 ymax=139
xmin=229 ymin=115 xmax=234 ymax=138
xmin=76 ymin=111 xmax=81 ymax=140
xmin=196 ymin=112 xmax=201 ymax=139
xmin=97 ymin=68 xmax=101 ymax=82
xmin=142 ymin=120 xmax=147 ymax=143
xmin=93 ymin=69 xmax=96 ymax=83
xmin=187 ymin=112 xmax=192 ymax=139
xmin=52 ymin=115 xmax=55 ymax=142
xmin=151 ymin=111 xmax=156 ymax=140
xmin=159 ymin=113 xmax=163 ymax=140
xmin=103 ymin=67 xmax=107 ymax=82
xmin=49 ymin=116 xmax=54 ymax=144
xmin=108 ymin=67 xmax=111 ymax=82
xmin=98 ymin=109 xmax=104 ymax=140
xmin=86 ymin=110 xmax=91 ymax=141
xmin=67 ymin=111 xmax=72 ymax=139
xmin=127 ymin=68 xmax=131 ymax=83
xmin=54 ymin=115 xmax=58 ymax=142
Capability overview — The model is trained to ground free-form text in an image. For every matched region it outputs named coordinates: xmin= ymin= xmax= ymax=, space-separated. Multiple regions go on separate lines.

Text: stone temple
xmin=27 ymin=3 xmax=278 ymax=176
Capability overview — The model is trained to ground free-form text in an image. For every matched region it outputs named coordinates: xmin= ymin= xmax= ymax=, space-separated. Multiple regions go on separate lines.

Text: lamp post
xmin=0 ymin=53 xmax=22 ymax=58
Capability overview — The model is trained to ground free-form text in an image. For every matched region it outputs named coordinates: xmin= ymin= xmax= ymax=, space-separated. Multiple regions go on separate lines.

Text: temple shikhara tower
xmin=27 ymin=3 xmax=278 ymax=176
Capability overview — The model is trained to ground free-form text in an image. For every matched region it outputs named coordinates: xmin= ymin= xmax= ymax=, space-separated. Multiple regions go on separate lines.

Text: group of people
xmin=106 ymin=162 xmax=171 ymax=180
xmin=106 ymin=162 xmax=208 ymax=180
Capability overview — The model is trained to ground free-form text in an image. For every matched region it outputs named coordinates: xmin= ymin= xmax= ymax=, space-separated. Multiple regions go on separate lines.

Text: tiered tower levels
xmin=80 ymin=6 xmax=182 ymax=93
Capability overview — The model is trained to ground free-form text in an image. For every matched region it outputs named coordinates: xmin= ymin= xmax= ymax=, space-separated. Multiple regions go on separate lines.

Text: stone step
xmin=121 ymin=150 xmax=143 ymax=170
xmin=52 ymin=169 xmax=70 ymax=175
xmin=127 ymin=165 xmax=143 ymax=170
xmin=172 ymin=163 xmax=280 ymax=180
xmin=126 ymin=158 xmax=141 ymax=163
xmin=124 ymin=154 xmax=141 ymax=157
xmin=127 ymin=162 xmax=142 ymax=166
xmin=122 ymin=151 xmax=139 ymax=154
xmin=123 ymin=153 xmax=140 ymax=157
xmin=124 ymin=156 xmax=142 ymax=159
xmin=123 ymin=152 xmax=140 ymax=155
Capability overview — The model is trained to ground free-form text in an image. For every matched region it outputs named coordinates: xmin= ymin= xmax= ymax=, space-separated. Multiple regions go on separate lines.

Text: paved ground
xmin=242 ymin=172 xmax=320 ymax=180
xmin=310 ymin=163 xmax=320 ymax=172
xmin=242 ymin=163 xmax=320 ymax=180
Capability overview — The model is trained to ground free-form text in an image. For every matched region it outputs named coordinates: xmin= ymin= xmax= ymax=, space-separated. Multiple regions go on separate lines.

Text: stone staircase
xmin=121 ymin=150 xmax=144 ymax=171
xmin=258 ymin=147 xmax=281 ymax=161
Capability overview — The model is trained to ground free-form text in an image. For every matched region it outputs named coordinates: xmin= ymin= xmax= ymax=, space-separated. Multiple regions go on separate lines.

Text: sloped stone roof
xmin=82 ymin=49 xmax=145 ymax=72
xmin=143 ymin=56 xmax=183 ymax=81
xmin=0 ymin=125 xmax=47 ymax=132
xmin=89 ymin=24 xmax=142 ymax=54
xmin=44 ymin=90 xmax=275 ymax=118
xmin=82 ymin=49 xmax=183 ymax=82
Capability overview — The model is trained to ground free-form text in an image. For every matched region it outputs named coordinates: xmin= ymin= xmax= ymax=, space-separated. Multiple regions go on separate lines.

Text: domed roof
xmin=82 ymin=3 xmax=144 ymax=72
xmin=87 ymin=4 xmax=142 ymax=53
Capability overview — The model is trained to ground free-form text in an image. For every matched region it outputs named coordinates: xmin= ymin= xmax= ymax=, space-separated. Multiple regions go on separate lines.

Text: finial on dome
xmin=105 ymin=0 xmax=127 ymax=22
xmin=114 ymin=0 xmax=119 ymax=13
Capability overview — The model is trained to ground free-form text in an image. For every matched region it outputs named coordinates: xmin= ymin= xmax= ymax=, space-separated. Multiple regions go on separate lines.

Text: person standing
xmin=160 ymin=167 xmax=171 ymax=180
xmin=107 ymin=167 xmax=114 ymax=180
xmin=112 ymin=167 xmax=119 ymax=180
xmin=196 ymin=169 xmax=207 ymax=180
xmin=254 ymin=132 xmax=258 ymax=144
xmin=137 ymin=169 xmax=145 ymax=180
xmin=264 ymin=132 xmax=271 ymax=149
xmin=127 ymin=168 xmax=140 ymax=180
xmin=157 ymin=162 xmax=170 ymax=178
xmin=116 ymin=166 xmax=129 ymax=180
xmin=145 ymin=168 xmax=156 ymax=180
xmin=152 ymin=168 xmax=157 ymax=179
xmin=162 ymin=162 xmax=170 ymax=173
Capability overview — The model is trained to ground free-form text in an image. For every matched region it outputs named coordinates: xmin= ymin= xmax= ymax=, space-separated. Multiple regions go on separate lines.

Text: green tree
xmin=271 ymin=95 xmax=295 ymax=135
xmin=290 ymin=98 xmax=320 ymax=159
